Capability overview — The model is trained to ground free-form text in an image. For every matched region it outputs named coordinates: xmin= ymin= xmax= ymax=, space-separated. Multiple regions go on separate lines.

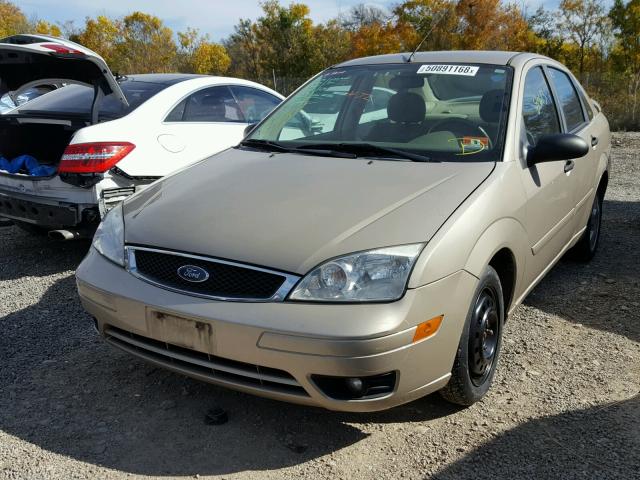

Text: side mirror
xmin=527 ymin=133 xmax=589 ymax=167
xmin=244 ymin=123 xmax=257 ymax=137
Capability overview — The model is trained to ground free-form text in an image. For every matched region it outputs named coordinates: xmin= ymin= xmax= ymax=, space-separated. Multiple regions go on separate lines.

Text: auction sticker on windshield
xmin=417 ymin=64 xmax=479 ymax=76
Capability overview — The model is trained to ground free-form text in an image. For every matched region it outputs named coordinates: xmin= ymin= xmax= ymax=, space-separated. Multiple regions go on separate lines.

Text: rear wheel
xmin=570 ymin=191 xmax=603 ymax=262
xmin=440 ymin=265 xmax=504 ymax=406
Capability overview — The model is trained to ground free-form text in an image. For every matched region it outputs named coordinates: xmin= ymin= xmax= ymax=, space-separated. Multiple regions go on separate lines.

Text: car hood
xmin=124 ymin=149 xmax=494 ymax=274
xmin=0 ymin=34 xmax=127 ymax=107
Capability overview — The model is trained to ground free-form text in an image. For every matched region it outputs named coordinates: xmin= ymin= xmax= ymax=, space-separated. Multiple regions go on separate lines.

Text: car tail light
xmin=41 ymin=43 xmax=83 ymax=55
xmin=58 ymin=142 xmax=135 ymax=174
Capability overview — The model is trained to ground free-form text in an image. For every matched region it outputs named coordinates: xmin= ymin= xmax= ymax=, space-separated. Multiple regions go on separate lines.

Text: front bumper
xmin=76 ymin=248 xmax=478 ymax=412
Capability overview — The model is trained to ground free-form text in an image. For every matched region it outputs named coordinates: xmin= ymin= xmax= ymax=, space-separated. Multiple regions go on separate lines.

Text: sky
xmin=18 ymin=0 xmax=594 ymax=42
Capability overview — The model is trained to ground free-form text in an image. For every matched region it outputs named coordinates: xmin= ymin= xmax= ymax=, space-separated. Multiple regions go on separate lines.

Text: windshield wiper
xmin=295 ymin=143 xmax=435 ymax=163
xmin=239 ymin=138 xmax=356 ymax=158
xmin=240 ymin=138 xmax=292 ymax=153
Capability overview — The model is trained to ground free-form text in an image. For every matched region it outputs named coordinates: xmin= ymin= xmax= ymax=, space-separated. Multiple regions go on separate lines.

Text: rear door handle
xmin=564 ymin=160 xmax=575 ymax=173
xmin=591 ymin=136 xmax=599 ymax=147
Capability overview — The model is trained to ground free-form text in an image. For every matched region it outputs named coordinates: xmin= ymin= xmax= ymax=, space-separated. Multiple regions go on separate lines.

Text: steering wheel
xmin=427 ymin=118 xmax=493 ymax=150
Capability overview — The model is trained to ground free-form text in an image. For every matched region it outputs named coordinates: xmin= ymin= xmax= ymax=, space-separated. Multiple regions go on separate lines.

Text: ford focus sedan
xmin=76 ymin=51 xmax=610 ymax=412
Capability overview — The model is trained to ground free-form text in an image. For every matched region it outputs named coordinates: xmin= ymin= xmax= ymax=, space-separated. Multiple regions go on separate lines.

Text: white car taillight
xmin=58 ymin=142 xmax=135 ymax=174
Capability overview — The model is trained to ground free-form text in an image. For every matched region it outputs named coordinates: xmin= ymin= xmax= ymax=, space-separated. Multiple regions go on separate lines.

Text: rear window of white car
xmin=15 ymin=80 xmax=168 ymax=119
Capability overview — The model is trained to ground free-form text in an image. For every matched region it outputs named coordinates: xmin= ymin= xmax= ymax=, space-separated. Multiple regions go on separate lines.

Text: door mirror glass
xmin=527 ymin=133 xmax=589 ymax=167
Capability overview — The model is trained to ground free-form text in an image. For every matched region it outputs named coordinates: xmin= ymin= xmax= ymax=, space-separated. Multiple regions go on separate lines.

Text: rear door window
xmin=166 ymin=86 xmax=243 ymax=123
xmin=229 ymin=86 xmax=280 ymax=123
xmin=522 ymin=67 xmax=561 ymax=145
xmin=547 ymin=68 xmax=587 ymax=131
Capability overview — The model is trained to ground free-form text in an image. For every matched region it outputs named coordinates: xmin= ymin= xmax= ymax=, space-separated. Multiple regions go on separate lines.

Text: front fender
xmin=463 ymin=217 xmax=528 ymax=295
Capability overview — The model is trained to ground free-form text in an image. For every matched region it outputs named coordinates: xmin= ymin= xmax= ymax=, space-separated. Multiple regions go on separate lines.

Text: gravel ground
xmin=0 ymin=133 xmax=638 ymax=480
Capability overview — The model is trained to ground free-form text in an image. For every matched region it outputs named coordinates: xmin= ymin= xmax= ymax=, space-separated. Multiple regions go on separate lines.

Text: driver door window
xmin=522 ymin=67 xmax=561 ymax=145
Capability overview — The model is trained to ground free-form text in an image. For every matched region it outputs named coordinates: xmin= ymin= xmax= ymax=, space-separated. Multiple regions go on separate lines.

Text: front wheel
xmin=440 ymin=265 xmax=504 ymax=406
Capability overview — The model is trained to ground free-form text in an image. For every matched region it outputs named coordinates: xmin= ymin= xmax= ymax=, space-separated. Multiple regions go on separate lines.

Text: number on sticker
xmin=417 ymin=64 xmax=479 ymax=76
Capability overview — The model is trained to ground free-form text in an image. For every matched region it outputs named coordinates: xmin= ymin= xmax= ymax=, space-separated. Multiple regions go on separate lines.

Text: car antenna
xmin=406 ymin=9 xmax=447 ymax=63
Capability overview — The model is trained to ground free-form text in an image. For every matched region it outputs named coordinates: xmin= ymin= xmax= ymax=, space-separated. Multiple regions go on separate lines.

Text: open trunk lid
xmin=0 ymin=34 xmax=128 ymax=118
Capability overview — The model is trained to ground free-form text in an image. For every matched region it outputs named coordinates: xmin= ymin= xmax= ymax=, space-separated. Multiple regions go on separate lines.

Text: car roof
xmin=334 ymin=51 xmax=543 ymax=68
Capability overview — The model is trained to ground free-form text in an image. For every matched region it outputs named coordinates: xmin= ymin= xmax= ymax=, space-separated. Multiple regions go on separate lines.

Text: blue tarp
xmin=0 ymin=155 xmax=56 ymax=176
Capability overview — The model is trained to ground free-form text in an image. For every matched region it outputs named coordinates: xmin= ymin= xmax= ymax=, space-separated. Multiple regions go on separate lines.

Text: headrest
xmin=387 ymin=92 xmax=426 ymax=123
xmin=389 ymin=74 xmax=425 ymax=91
xmin=479 ymin=89 xmax=505 ymax=123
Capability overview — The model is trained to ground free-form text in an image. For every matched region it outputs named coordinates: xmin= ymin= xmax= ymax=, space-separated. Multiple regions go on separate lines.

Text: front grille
xmin=105 ymin=326 xmax=308 ymax=397
xmin=130 ymin=248 xmax=290 ymax=300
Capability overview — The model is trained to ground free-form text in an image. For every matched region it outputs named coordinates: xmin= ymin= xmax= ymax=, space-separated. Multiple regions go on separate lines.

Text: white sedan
xmin=0 ymin=34 xmax=283 ymax=237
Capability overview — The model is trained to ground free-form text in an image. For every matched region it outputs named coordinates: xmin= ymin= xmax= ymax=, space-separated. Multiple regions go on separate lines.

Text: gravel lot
xmin=0 ymin=133 xmax=638 ymax=480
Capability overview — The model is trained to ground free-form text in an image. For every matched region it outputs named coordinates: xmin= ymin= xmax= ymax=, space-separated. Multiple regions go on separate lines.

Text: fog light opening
xmin=312 ymin=372 xmax=396 ymax=400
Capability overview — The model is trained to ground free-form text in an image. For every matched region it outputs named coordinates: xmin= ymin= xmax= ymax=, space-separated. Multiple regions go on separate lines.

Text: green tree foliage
xmin=610 ymin=0 xmax=640 ymax=127
xmin=113 ymin=12 xmax=177 ymax=73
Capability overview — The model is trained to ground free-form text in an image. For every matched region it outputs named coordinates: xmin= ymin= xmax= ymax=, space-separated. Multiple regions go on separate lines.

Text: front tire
xmin=440 ymin=265 xmax=504 ymax=406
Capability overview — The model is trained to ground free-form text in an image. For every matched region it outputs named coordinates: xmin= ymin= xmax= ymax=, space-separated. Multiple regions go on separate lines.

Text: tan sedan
xmin=76 ymin=51 xmax=610 ymax=412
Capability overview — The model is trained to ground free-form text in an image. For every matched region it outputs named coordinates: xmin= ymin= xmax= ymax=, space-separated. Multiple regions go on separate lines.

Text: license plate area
xmin=145 ymin=309 xmax=215 ymax=354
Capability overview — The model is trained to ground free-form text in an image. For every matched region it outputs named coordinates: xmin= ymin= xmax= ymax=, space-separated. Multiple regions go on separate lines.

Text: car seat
xmin=366 ymin=91 xmax=427 ymax=143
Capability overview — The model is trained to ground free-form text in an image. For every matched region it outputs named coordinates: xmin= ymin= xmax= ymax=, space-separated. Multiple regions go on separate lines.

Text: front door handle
xmin=564 ymin=160 xmax=575 ymax=173
xmin=591 ymin=135 xmax=599 ymax=147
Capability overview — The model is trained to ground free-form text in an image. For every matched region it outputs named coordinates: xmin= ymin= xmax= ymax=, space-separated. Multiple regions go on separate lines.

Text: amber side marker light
xmin=413 ymin=315 xmax=444 ymax=342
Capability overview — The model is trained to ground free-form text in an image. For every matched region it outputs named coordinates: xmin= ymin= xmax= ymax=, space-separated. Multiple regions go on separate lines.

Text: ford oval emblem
xmin=177 ymin=265 xmax=210 ymax=283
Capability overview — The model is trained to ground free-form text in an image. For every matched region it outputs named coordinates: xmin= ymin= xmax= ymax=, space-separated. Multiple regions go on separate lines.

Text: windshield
xmin=14 ymin=80 xmax=168 ymax=119
xmin=247 ymin=63 xmax=513 ymax=162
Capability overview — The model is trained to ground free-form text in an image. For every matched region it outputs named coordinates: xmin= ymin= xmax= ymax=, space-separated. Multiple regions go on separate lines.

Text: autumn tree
xmin=350 ymin=21 xmax=407 ymax=57
xmin=453 ymin=0 xmax=534 ymax=51
xmin=33 ymin=20 xmax=62 ymax=37
xmin=528 ymin=6 xmax=567 ymax=60
xmin=393 ymin=0 xmax=457 ymax=52
xmin=114 ymin=12 xmax=177 ymax=74
xmin=558 ymin=0 xmax=607 ymax=79
xmin=610 ymin=0 xmax=640 ymax=126
xmin=0 ymin=0 xmax=29 ymax=38
xmin=255 ymin=1 xmax=317 ymax=80
xmin=224 ymin=19 xmax=264 ymax=81
xmin=340 ymin=4 xmax=391 ymax=30
xmin=74 ymin=16 xmax=120 ymax=66
xmin=177 ymin=28 xmax=230 ymax=75
xmin=312 ymin=20 xmax=351 ymax=70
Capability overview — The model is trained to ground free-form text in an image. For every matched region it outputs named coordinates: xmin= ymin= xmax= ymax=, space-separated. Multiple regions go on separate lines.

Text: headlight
xmin=92 ymin=203 xmax=125 ymax=266
xmin=289 ymin=244 xmax=423 ymax=302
